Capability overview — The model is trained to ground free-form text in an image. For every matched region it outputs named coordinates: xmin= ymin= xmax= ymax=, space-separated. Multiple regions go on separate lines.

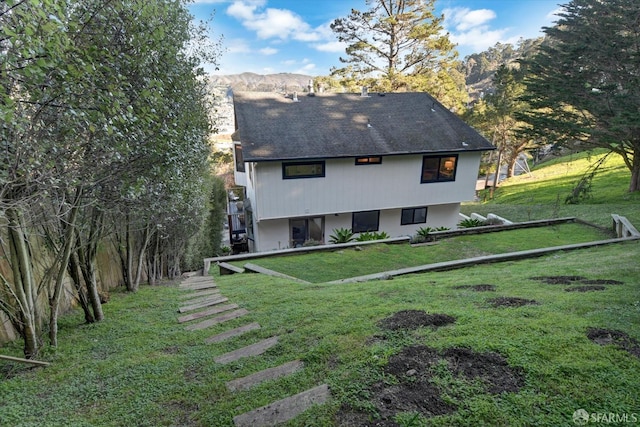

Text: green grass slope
xmin=464 ymin=150 xmax=640 ymax=227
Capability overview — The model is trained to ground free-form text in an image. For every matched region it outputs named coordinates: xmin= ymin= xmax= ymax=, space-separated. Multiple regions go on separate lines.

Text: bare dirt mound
xmin=378 ymin=310 xmax=456 ymax=330
xmin=529 ymin=275 xmax=586 ymax=284
xmin=453 ymin=284 xmax=496 ymax=291
xmin=487 ymin=297 xmax=539 ymax=308
xmin=564 ymin=285 xmax=606 ymax=292
xmin=441 ymin=347 xmax=525 ymax=394
xmin=529 ymin=276 xmax=623 ymax=286
xmin=587 ymin=328 xmax=640 ymax=358
xmin=335 ymin=345 xmax=524 ymax=425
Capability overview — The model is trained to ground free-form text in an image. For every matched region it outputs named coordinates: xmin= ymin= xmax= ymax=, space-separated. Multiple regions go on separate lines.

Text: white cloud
xmin=226 ymin=1 xmax=326 ymax=42
xmin=443 ymin=7 xmax=518 ymax=54
xmin=314 ymin=40 xmax=346 ymax=53
xmin=294 ymin=62 xmax=317 ymax=74
xmin=445 ymin=8 xmax=496 ymax=32
xmin=259 ymin=47 xmax=278 ymax=55
xmin=226 ymin=38 xmax=252 ymax=54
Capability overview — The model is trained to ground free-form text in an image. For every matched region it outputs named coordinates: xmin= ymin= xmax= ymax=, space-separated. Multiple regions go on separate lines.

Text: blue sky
xmin=188 ymin=0 xmax=563 ymax=76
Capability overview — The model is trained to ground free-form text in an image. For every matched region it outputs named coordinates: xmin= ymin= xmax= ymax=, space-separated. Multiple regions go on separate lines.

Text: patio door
xmin=290 ymin=217 xmax=324 ymax=248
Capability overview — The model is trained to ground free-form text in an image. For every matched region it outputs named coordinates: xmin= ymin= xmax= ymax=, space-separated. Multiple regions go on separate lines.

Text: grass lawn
xmin=233 ymin=222 xmax=613 ymax=283
xmin=1 ymin=240 xmax=639 ymax=426
xmin=1 ymin=149 xmax=639 ymax=426
xmin=464 ymin=150 xmax=640 ymax=227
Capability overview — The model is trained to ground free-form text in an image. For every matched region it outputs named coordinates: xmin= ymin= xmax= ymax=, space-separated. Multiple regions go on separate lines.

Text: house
xmin=230 ymin=90 xmax=494 ymax=253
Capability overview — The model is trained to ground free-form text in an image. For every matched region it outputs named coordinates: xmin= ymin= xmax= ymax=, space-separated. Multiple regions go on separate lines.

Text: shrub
xmin=355 ymin=231 xmax=390 ymax=241
xmin=458 ymin=218 xmax=485 ymax=228
xmin=302 ymin=239 xmax=322 ymax=247
xmin=329 ymin=227 xmax=355 ymax=244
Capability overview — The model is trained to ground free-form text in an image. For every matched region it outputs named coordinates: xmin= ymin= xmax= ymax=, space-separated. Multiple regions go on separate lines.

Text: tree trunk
xmin=132 ymin=224 xmax=153 ymax=291
xmin=6 ymin=207 xmax=39 ymax=358
xmin=629 ymin=150 xmax=640 ymax=192
xmin=49 ymin=192 xmax=81 ymax=347
xmin=68 ymin=250 xmax=95 ymax=323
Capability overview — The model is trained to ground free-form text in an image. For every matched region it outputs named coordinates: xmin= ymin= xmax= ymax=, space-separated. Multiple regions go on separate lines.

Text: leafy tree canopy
xmin=331 ymin=0 xmax=467 ymax=111
xmin=520 ymin=0 xmax=640 ymax=192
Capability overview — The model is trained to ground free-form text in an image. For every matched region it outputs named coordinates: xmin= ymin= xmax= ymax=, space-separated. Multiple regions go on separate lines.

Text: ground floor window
xmin=352 ymin=210 xmax=380 ymax=233
xmin=401 ymin=207 xmax=427 ymax=225
xmin=290 ymin=217 xmax=324 ymax=247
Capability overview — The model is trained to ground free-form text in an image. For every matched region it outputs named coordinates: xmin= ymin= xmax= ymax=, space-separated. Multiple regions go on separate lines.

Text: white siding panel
xmin=253 ymin=153 xmax=480 ymax=220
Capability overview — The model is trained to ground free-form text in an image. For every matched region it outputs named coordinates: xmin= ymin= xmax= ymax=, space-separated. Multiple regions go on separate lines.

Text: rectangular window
xmin=282 ymin=161 xmax=325 ymax=179
xmin=355 ymin=156 xmax=382 ymax=165
xmin=401 ymin=207 xmax=427 ymax=225
xmin=421 ymin=155 xmax=458 ymax=183
xmin=352 ymin=210 xmax=380 ymax=233
xmin=234 ymin=144 xmax=245 ymax=172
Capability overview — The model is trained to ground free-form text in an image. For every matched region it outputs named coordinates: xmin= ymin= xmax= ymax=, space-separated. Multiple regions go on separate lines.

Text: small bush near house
xmin=329 ymin=227 xmax=355 ymax=244
xmin=355 ymin=231 xmax=390 ymax=241
xmin=458 ymin=218 xmax=485 ymax=228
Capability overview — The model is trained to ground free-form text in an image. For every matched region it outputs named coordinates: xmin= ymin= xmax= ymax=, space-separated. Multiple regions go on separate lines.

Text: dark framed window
xmin=355 ymin=156 xmax=382 ymax=165
xmin=421 ymin=155 xmax=458 ymax=183
xmin=401 ymin=207 xmax=427 ymax=225
xmin=352 ymin=210 xmax=380 ymax=233
xmin=234 ymin=144 xmax=245 ymax=172
xmin=282 ymin=161 xmax=325 ymax=179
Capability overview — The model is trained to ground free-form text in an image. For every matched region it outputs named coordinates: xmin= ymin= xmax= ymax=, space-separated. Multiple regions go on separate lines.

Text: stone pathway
xmin=177 ymin=274 xmax=331 ymax=426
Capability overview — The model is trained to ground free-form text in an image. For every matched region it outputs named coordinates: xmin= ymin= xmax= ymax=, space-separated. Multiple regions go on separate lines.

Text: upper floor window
xmin=421 ymin=155 xmax=457 ymax=183
xmin=234 ymin=144 xmax=245 ymax=172
xmin=282 ymin=161 xmax=325 ymax=179
xmin=355 ymin=156 xmax=382 ymax=165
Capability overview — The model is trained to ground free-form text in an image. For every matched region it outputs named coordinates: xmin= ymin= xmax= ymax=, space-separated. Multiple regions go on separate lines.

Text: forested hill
xmin=461 ymin=38 xmax=544 ymax=100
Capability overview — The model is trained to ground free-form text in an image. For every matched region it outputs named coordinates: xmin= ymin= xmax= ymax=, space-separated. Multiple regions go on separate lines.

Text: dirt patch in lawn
xmin=335 ymin=344 xmax=524 ymax=425
xmin=378 ymin=310 xmax=456 ymax=331
xmin=565 ymin=285 xmax=606 ymax=292
xmin=487 ymin=297 xmax=539 ymax=308
xmin=529 ymin=276 xmax=624 ymax=286
xmin=587 ymin=328 xmax=640 ymax=358
xmin=453 ymin=284 xmax=496 ymax=292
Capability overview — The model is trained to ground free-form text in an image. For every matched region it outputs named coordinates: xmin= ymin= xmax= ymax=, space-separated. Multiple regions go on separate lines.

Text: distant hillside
xmin=208 ymin=72 xmax=314 ymax=93
xmin=460 ymin=37 xmax=544 ymax=101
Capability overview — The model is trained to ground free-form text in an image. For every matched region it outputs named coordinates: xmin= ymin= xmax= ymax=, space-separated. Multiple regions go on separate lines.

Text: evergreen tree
xmin=521 ymin=0 xmax=640 ymax=192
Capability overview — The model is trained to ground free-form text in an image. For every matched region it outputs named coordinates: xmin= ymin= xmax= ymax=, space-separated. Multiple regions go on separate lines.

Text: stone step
xmin=177 ymin=303 xmax=239 ymax=324
xmin=178 ymin=296 xmax=229 ymax=313
xmin=181 ymin=291 xmax=222 ymax=305
xmin=185 ymin=308 xmax=249 ymax=331
xmin=205 ymin=322 xmax=261 ymax=344
xmin=233 ymin=384 xmax=330 ymax=427
xmin=214 ymin=336 xmax=278 ymax=364
xmin=179 ymin=282 xmax=218 ymax=291
xmin=179 ymin=288 xmax=221 ymax=299
xmin=226 ymin=360 xmax=304 ymax=392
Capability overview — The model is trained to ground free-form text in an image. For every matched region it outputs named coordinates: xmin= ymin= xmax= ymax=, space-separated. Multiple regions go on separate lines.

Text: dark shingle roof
xmin=233 ymin=91 xmax=494 ymax=162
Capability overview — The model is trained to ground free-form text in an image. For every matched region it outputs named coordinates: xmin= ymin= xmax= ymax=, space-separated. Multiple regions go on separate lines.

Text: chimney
xmin=361 ymin=86 xmax=369 ymax=97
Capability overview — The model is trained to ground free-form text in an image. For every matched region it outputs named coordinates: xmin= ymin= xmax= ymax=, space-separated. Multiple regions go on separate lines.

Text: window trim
xmin=401 ymin=207 xmax=428 ymax=225
xmin=282 ymin=161 xmax=326 ymax=179
xmin=352 ymin=210 xmax=380 ymax=233
xmin=421 ymin=154 xmax=458 ymax=183
xmin=355 ymin=156 xmax=382 ymax=165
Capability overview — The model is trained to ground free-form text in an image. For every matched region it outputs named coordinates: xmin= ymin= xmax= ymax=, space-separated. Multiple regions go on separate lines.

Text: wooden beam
xmin=0 ymin=354 xmax=50 ymax=367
